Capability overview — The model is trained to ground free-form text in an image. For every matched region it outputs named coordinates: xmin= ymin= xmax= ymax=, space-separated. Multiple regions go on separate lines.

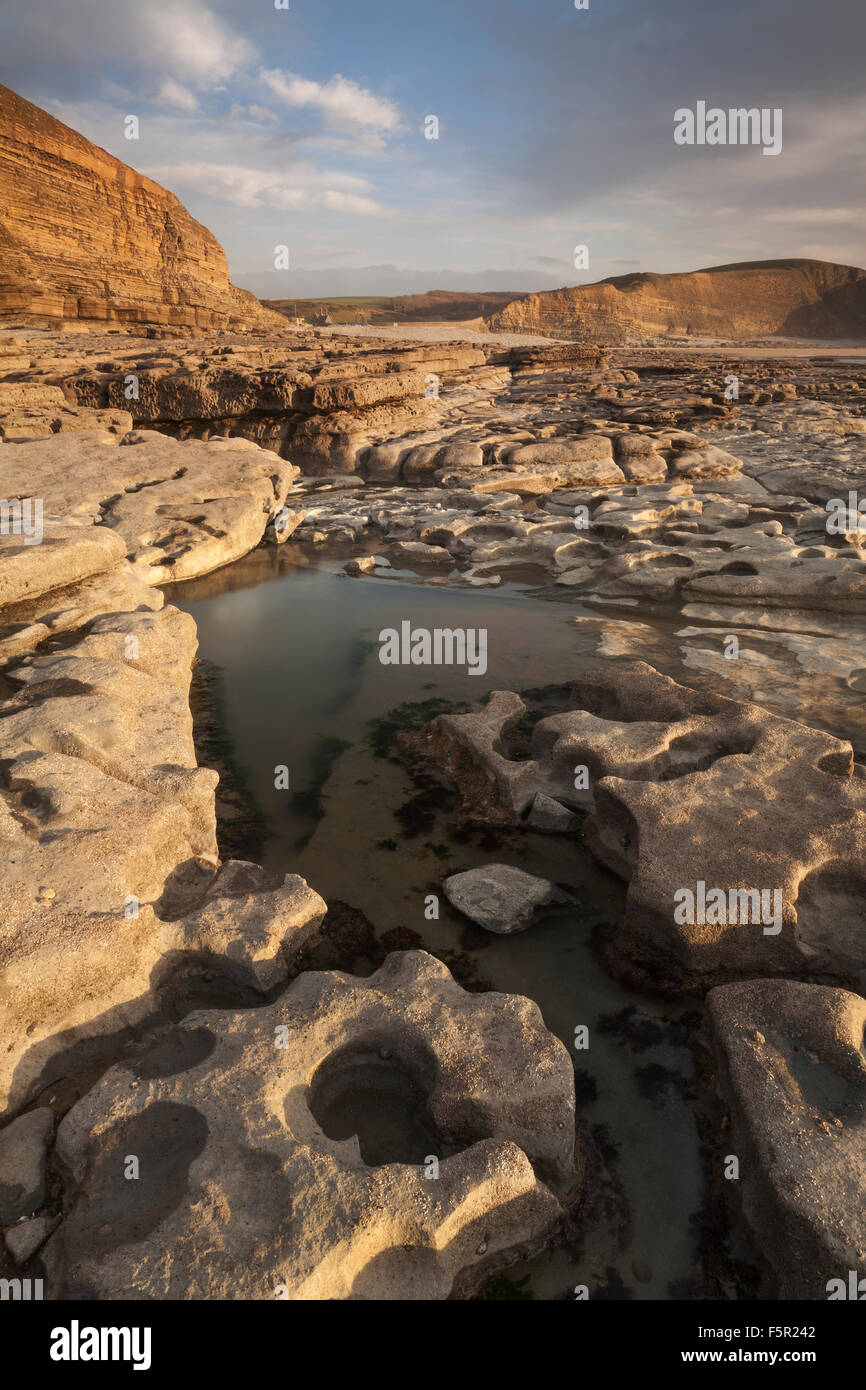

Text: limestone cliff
xmin=0 ymin=85 xmax=285 ymax=332
xmin=488 ymin=259 xmax=866 ymax=343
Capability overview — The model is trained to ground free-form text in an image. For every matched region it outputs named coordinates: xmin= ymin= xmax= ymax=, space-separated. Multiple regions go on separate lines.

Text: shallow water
xmin=166 ymin=544 xmax=708 ymax=1300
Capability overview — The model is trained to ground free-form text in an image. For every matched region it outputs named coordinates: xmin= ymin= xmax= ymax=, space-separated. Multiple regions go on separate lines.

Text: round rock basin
xmin=308 ymin=1039 xmax=440 ymax=1166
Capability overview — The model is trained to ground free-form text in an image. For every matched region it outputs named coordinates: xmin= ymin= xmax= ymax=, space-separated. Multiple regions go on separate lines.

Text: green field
xmin=271 ymin=296 xmax=390 ymax=310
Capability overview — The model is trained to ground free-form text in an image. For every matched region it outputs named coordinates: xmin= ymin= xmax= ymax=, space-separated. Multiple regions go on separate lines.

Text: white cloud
xmin=229 ymin=103 xmax=279 ymax=124
xmin=147 ymin=161 xmax=387 ymax=215
xmin=157 ymin=78 xmax=199 ymax=111
xmin=141 ymin=0 xmax=255 ymax=84
xmin=259 ymin=69 xmax=401 ymax=132
xmin=3 ymin=0 xmax=255 ymax=87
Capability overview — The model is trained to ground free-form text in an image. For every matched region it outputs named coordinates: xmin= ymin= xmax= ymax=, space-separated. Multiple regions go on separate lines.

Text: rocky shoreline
xmin=1 ymin=323 xmax=864 ymax=1299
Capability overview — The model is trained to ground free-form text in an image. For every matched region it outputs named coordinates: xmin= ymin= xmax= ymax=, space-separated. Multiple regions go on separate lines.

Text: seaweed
xmin=188 ymin=657 xmax=270 ymax=861
xmin=366 ymin=697 xmax=458 ymax=763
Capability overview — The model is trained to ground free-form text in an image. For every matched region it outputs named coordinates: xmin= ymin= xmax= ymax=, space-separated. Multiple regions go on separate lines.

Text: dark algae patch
xmin=189 ymin=657 xmax=269 ymax=861
xmin=366 ymin=696 xmax=459 ymax=762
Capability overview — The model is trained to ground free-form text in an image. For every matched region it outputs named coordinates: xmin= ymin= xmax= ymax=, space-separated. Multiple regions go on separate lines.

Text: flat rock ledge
xmin=45 ymin=950 xmax=578 ymax=1300
xmin=419 ymin=662 xmax=866 ymax=989
xmin=0 ymin=430 xmax=298 ymax=585
xmin=0 ymin=476 xmax=326 ymax=1116
xmin=705 ymin=980 xmax=866 ymax=1299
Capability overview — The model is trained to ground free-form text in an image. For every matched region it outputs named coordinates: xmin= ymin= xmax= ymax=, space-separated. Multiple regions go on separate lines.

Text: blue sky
xmin=3 ymin=0 xmax=864 ymax=295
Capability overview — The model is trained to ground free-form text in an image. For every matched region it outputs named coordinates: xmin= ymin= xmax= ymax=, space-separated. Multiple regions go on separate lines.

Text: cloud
xmin=9 ymin=0 xmax=865 ymax=283
xmin=229 ymin=103 xmax=279 ymax=124
xmin=259 ymin=69 xmax=401 ymax=132
xmin=761 ymin=208 xmax=862 ymax=225
xmin=157 ymin=78 xmax=199 ymax=111
xmin=133 ymin=0 xmax=255 ymax=85
xmin=146 ymin=161 xmax=387 ymax=215
xmin=0 ymin=0 xmax=255 ymax=88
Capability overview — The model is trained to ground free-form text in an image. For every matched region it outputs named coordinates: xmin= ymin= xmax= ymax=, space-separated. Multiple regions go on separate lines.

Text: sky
xmin=2 ymin=0 xmax=864 ymax=297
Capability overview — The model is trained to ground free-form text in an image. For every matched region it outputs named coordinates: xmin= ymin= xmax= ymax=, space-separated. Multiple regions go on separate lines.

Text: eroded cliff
xmin=0 ymin=85 xmax=285 ymax=333
xmin=488 ymin=259 xmax=866 ymax=343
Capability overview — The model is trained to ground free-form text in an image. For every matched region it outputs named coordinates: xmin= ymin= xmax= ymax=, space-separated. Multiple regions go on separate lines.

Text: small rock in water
xmin=344 ymin=556 xmax=377 ymax=576
xmin=526 ymin=793 xmax=577 ymax=833
xmin=443 ymin=863 xmax=574 ymax=935
xmin=389 ymin=541 xmax=455 ymax=568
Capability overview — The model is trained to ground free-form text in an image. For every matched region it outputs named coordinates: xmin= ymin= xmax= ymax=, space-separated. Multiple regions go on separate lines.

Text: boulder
xmin=526 ymin=792 xmax=578 ymax=833
xmin=444 ymin=864 xmax=574 ymax=934
xmin=706 ymin=980 xmax=866 ymax=1299
xmin=0 ymin=1109 xmax=53 ymax=1223
xmin=344 ymin=555 xmax=377 ymax=575
xmin=4 ymin=1214 xmax=59 ymax=1264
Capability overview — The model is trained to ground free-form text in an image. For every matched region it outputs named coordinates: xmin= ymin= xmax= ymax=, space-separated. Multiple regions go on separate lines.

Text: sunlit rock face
xmin=489 ymin=260 xmax=866 ymax=342
xmin=0 ymin=85 xmax=286 ymax=333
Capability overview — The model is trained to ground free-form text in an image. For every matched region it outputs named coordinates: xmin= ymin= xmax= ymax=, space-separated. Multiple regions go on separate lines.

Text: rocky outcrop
xmin=705 ymin=980 xmax=866 ymax=1299
xmin=0 ymin=527 xmax=328 ymax=1114
xmin=418 ymin=664 xmax=866 ymax=990
xmin=489 ymin=259 xmax=866 ymax=342
xmin=0 ymin=429 xmax=297 ymax=584
xmin=9 ymin=331 xmax=499 ymax=472
xmin=6 ymin=325 xmax=848 ymax=757
xmin=44 ymin=950 xmax=577 ymax=1299
xmin=0 ymin=85 xmax=285 ymax=332
xmin=0 ymin=412 xmax=327 ymax=1119
xmin=1 ymin=309 xmax=865 ymax=1301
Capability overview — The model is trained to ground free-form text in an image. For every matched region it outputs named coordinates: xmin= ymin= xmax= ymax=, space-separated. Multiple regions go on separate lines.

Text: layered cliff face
xmin=0 ymin=85 xmax=285 ymax=333
xmin=488 ymin=259 xmax=866 ymax=343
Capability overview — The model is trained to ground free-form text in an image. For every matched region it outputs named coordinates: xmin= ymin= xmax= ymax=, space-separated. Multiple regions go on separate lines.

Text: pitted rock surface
xmin=46 ymin=951 xmax=577 ymax=1300
xmin=420 ymin=663 xmax=866 ymax=987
